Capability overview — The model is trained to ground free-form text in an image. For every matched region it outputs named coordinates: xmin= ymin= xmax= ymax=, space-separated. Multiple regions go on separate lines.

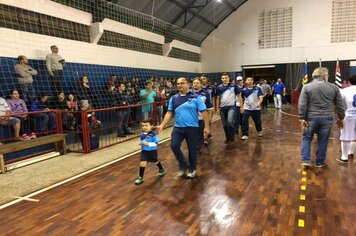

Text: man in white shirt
xmin=336 ymin=75 xmax=356 ymax=163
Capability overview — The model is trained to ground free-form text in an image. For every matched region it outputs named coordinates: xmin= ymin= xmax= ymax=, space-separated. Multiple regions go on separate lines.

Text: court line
xmin=0 ymin=137 xmax=172 ymax=210
xmin=280 ymin=110 xmax=300 ymax=118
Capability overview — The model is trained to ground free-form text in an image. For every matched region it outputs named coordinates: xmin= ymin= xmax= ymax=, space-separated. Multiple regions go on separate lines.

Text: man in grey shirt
xmin=46 ymin=45 xmax=65 ymax=96
xmin=298 ymin=67 xmax=345 ymax=168
xmin=15 ymin=55 xmax=38 ymax=103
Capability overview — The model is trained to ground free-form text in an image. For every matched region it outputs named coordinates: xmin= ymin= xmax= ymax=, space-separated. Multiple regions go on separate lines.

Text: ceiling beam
xmin=167 ymin=0 xmax=215 ymax=27
xmin=221 ymin=0 xmax=235 ymax=11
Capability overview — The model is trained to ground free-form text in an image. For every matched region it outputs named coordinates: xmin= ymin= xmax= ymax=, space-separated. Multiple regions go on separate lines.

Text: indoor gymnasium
xmin=0 ymin=0 xmax=355 ymax=235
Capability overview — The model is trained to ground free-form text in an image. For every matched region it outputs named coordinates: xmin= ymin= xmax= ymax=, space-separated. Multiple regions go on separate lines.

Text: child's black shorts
xmin=141 ymin=150 xmax=158 ymax=162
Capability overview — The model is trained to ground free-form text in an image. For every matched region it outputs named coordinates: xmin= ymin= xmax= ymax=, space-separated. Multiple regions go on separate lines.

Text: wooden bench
xmin=0 ymin=133 xmax=67 ymax=174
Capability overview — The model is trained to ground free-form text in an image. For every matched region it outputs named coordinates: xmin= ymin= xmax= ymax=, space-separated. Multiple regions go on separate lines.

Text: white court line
xmin=0 ymin=137 xmax=172 ymax=210
xmin=11 ymin=196 xmax=39 ymax=202
xmin=280 ymin=110 xmax=300 ymax=118
xmin=44 ymin=213 xmax=60 ymax=221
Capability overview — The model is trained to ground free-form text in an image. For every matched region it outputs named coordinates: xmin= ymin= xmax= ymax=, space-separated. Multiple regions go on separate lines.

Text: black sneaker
xmin=117 ymin=133 xmax=126 ymax=137
xmin=336 ymin=158 xmax=348 ymax=164
xmin=315 ymin=163 xmax=327 ymax=168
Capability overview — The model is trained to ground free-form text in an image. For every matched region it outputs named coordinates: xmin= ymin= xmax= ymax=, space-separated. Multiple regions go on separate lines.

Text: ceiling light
xmin=217 ymin=0 xmax=222 ymax=3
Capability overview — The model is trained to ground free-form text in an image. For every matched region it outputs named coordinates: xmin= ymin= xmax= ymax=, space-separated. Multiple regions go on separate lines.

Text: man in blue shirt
xmin=156 ymin=77 xmax=210 ymax=178
xmin=191 ymin=77 xmax=213 ymax=153
xmin=272 ymin=78 xmax=286 ymax=109
xmin=216 ymin=73 xmax=243 ymax=143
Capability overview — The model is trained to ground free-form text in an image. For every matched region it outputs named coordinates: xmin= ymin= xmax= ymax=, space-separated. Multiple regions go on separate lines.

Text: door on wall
xmin=243 ymin=67 xmax=275 ymax=84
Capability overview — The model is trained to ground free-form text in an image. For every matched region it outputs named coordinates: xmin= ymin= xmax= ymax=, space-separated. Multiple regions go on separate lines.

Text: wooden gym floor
xmin=0 ymin=107 xmax=354 ymax=235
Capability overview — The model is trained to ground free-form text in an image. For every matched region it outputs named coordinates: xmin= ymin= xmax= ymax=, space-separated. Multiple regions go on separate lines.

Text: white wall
xmin=201 ymin=0 xmax=356 ymax=73
xmin=0 ymin=0 xmax=201 ymax=73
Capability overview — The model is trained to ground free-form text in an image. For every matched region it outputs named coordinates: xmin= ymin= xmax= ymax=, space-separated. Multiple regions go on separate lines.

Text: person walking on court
xmin=191 ymin=77 xmax=213 ymax=153
xmin=216 ymin=73 xmax=243 ymax=143
xmin=135 ymin=119 xmax=165 ymax=185
xmin=240 ymin=77 xmax=264 ymax=140
xmin=336 ymin=75 xmax=356 ymax=164
xmin=156 ymin=77 xmax=210 ymax=178
xmin=298 ymin=67 xmax=345 ymax=168
xmin=272 ymin=78 xmax=286 ymax=109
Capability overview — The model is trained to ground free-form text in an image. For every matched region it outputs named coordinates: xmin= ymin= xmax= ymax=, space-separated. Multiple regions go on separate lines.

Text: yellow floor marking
xmin=298 ymin=219 xmax=305 ymax=227
xmin=301 ymin=177 xmax=307 ymax=182
xmin=302 ymin=171 xmax=307 ymax=175
xmin=299 ymin=206 xmax=305 ymax=213
xmin=300 ymin=194 xmax=306 ymax=200
xmin=301 ymin=185 xmax=306 ymax=190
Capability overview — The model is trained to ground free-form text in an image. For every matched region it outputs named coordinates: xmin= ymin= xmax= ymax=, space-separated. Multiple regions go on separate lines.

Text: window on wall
xmin=168 ymin=48 xmax=201 ymax=62
xmin=258 ymin=7 xmax=292 ymax=49
xmin=331 ymin=0 xmax=356 ymax=43
xmin=0 ymin=4 xmax=90 ymax=42
xmin=98 ymin=30 xmax=163 ymax=56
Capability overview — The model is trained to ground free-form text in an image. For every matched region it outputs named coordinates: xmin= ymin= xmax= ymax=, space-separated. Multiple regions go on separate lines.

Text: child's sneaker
xmin=158 ymin=168 xmax=165 ymax=177
xmin=30 ymin=132 xmax=37 ymax=139
xmin=241 ymin=135 xmax=249 ymax=140
xmin=257 ymin=132 xmax=263 ymax=137
xmin=135 ymin=177 xmax=144 ymax=185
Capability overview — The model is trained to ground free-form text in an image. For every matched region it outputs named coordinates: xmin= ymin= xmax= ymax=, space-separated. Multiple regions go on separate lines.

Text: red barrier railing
xmin=0 ymin=101 xmax=173 ymax=158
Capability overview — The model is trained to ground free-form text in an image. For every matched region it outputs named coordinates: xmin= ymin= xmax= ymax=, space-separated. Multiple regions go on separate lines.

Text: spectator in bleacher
xmin=77 ymin=100 xmax=101 ymax=149
xmin=77 ymin=76 xmax=97 ymax=108
xmin=0 ymin=97 xmax=27 ymax=141
xmin=15 ymin=55 xmax=37 ymax=103
xmin=67 ymin=94 xmax=78 ymax=112
xmin=140 ymin=81 xmax=156 ymax=120
xmin=154 ymin=85 xmax=165 ymax=124
xmin=6 ymin=89 xmax=37 ymax=139
xmin=46 ymin=45 xmax=65 ymax=97
xmin=105 ymin=74 xmax=117 ymax=107
xmin=67 ymin=93 xmax=78 ymax=129
xmin=106 ymin=74 xmax=117 ymax=93
xmin=55 ymin=92 xmax=71 ymax=130
xmin=116 ymin=83 xmax=134 ymax=137
xmin=6 ymin=89 xmax=28 ymax=118
xmin=31 ymin=93 xmax=57 ymax=133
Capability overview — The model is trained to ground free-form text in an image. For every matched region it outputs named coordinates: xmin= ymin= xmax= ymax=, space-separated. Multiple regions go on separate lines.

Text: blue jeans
xmin=220 ymin=107 xmax=237 ymax=140
xmin=170 ymin=127 xmax=199 ymax=171
xmin=117 ymin=109 xmax=130 ymax=135
xmin=19 ymin=83 xmax=36 ymax=103
xmin=234 ymin=106 xmax=241 ymax=133
xmin=301 ymin=116 xmax=333 ymax=164
xmin=196 ymin=120 xmax=205 ymax=151
xmin=242 ymin=110 xmax=262 ymax=136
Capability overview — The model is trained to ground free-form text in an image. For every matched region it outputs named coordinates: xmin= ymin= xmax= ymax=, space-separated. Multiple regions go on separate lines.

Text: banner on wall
xmin=335 ymin=59 xmax=342 ymax=88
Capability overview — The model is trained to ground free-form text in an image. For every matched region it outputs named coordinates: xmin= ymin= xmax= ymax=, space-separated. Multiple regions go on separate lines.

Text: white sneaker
xmin=241 ymin=135 xmax=249 ymax=140
xmin=257 ymin=132 xmax=263 ymax=137
xmin=176 ymin=170 xmax=186 ymax=178
xmin=186 ymin=170 xmax=196 ymax=178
